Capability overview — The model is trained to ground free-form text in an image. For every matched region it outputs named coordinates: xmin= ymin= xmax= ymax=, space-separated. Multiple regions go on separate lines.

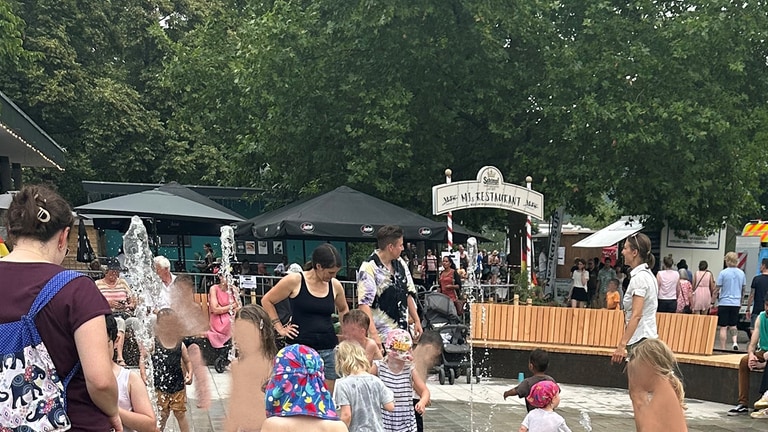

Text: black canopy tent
xmin=75 ymin=182 xmax=244 ymax=266
xmin=236 ymin=186 xmax=487 ymax=243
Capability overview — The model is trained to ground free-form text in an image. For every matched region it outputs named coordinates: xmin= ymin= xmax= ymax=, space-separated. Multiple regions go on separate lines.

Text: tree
xmin=0 ymin=0 xmax=221 ymax=204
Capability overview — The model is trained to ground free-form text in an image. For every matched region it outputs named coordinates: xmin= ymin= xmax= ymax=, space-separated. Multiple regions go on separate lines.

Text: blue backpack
xmin=0 ymin=270 xmax=85 ymax=430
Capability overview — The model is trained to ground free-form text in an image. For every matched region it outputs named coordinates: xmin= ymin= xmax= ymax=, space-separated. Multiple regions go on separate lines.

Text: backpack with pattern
xmin=0 ymin=270 xmax=85 ymax=430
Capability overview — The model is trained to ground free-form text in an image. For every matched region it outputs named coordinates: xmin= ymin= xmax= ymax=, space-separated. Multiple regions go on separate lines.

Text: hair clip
xmin=36 ymin=207 xmax=51 ymax=223
xmin=259 ymin=319 xmax=264 ymax=330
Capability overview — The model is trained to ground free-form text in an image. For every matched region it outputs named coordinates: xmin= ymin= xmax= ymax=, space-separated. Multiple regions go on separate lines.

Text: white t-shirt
xmin=623 ymin=264 xmax=659 ymax=345
xmin=521 ymin=408 xmax=571 ymax=432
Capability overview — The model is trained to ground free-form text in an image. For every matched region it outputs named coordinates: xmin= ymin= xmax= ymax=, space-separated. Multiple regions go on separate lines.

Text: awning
xmin=0 ymin=91 xmax=66 ymax=170
xmin=573 ymin=216 xmax=644 ymax=248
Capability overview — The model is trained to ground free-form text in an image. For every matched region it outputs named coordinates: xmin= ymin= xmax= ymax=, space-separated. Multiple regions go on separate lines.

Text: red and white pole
xmin=525 ymin=176 xmax=533 ymax=286
xmin=445 ymin=168 xmax=453 ymax=251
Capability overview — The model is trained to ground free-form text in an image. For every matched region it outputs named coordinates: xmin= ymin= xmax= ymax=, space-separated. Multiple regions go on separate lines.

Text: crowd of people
xmin=0 ymin=186 xmax=450 ymax=432
xmin=5 ymin=183 xmax=768 ymax=431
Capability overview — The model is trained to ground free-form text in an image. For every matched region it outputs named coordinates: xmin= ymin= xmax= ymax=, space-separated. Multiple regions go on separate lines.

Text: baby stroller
xmin=421 ymin=291 xmax=479 ymax=385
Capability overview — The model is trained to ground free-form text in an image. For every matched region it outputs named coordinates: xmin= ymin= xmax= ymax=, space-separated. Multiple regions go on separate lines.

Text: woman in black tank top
xmin=261 ymin=244 xmax=349 ymax=392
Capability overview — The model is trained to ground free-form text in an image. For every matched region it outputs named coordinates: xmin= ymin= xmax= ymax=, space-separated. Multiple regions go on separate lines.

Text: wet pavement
xmin=156 ymin=367 xmax=765 ymax=431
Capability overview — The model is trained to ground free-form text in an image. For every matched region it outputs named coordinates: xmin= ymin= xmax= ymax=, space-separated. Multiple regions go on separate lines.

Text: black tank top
xmin=288 ymin=273 xmax=338 ymax=350
xmin=152 ymin=339 xmax=185 ymax=393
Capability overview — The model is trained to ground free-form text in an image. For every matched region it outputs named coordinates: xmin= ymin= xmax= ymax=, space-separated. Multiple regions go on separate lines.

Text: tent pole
xmin=151 ymin=218 xmax=159 ymax=255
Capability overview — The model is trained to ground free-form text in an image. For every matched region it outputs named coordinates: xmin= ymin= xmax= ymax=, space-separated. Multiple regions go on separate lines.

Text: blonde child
xmin=341 ymin=309 xmax=383 ymax=363
xmin=627 ymin=339 xmax=687 ymax=432
xmin=140 ymin=308 xmax=193 ymax=432
xmin=334 ymin=341 xmax=395 ymax=431
xmin=226 ymin=304 xmax=279 ymax=432
xmin=519 ymin=381 xmax=571 ymax=432
xmin=106 ymin=315 xmax=157 ymax=432
xmin=371 ymin=329 xmax=431 ymax=432
xmin=605 ymin=279 xmax=621 ymax=310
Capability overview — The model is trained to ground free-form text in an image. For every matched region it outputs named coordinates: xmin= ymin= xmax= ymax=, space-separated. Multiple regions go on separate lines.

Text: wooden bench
xmin=194 ymin=293 xmax=210 ymax=313
xmin=470 ymin=303 xmax=717 ymax=355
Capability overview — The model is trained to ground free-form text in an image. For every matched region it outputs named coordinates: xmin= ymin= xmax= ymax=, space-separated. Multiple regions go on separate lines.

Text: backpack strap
xmin=28 ymin=270 xmax=85 ymax=318
xmin=25 ymin=270 xmax=86 ymax=410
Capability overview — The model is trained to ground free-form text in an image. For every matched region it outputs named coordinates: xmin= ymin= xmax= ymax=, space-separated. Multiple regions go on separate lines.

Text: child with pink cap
xmin=372 ymin=329 xmax=431 ymax=432
xmin=519 ymin=380 xmax=571 ymax=432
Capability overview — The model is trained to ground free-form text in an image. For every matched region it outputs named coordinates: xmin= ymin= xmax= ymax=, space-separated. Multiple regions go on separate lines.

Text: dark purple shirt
xmin=0 ymin=261 xmax=112 ymax=431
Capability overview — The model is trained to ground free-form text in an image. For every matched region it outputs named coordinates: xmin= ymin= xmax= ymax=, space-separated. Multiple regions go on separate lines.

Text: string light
xmin=0 ymin=121 xmax=64 ymax=171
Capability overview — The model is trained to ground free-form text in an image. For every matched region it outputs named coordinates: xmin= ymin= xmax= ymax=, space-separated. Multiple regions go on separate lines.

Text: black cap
xmin=106 ymin=258 xmax=121 ymax=271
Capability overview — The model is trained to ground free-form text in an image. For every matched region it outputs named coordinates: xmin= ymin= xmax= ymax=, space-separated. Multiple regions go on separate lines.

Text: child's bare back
xmin=261 ymin=415 xmax=348 ymax=432
xmin=364 ymin=337 xmax=383 ymax=363
xmin=226 ymin=355 xmax=272 ymax=432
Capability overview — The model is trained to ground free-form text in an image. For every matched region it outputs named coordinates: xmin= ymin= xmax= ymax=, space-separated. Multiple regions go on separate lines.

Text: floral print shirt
xmin=357 ymin=252 xmax=417 ymax=330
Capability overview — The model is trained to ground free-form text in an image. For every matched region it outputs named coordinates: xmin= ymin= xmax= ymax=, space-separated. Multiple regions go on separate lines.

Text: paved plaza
xmin=157 ymin=367 xmax=765 ymax=431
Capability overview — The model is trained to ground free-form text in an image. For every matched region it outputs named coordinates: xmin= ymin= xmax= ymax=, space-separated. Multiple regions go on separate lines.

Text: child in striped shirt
xmin=371 ymin=329 xmax=431 ymax=432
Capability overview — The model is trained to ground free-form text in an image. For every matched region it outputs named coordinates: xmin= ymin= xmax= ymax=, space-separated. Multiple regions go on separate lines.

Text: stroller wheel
xmin=438 ymin=368 xmax=446 ymax=385
xmin=214 ymin=353 xmax=230 ymax=373
xmin=448 ymin=368 xmax=455 ymax=385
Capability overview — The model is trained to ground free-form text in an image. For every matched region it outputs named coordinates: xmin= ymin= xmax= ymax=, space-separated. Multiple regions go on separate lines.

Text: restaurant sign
xmin=432 ymin=166 xmax=544 ymax=220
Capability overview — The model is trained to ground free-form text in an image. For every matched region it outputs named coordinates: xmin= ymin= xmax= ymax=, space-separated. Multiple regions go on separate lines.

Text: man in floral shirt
xmin=357 ymin=225 xmax=423 ymax=345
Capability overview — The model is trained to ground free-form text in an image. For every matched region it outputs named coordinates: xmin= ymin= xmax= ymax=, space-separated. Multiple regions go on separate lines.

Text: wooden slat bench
xmin=194 ymin=293 xmax=210 ymax=314
xmin=470 ymin=303 xmax=718 ymax=355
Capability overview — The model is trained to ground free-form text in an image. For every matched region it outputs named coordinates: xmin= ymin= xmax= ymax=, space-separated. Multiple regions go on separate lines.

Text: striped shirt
xmin=95 ymin=278 xmax=132 ymax=308
xmin=375 ymin=360 xmax=416 ymax=432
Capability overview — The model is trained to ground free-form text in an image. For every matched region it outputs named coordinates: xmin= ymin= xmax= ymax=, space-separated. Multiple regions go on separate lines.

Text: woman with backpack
xmin=0 ymin=185 xmax=121 ymax=431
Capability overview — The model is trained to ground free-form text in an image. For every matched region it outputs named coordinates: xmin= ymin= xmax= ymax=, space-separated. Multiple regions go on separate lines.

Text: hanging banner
xmin=432 ymin=166 xmax=544 ymax=220
xmin=545 ymin=206 xmax=565 ymax=296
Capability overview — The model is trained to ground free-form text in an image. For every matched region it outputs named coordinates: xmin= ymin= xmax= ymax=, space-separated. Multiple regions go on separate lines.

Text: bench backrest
xmin=470 ymin=303 xmax=717 ymax=355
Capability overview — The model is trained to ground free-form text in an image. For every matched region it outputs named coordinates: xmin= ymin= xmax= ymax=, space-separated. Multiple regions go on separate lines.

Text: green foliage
xmin=3 ymin=0 xmax=768 ymax=237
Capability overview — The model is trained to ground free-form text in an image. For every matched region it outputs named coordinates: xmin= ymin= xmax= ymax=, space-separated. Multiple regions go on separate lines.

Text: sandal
xmin=116 ymin=359 xmax=127 ymax=367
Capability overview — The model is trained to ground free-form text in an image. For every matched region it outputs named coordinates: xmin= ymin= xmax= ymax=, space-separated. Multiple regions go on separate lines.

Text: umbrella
xmin=0 ymin=192 xmax=14 ymax=210
xmin=236 ymin=186 xmax=489 ymax=242
xmin=74 ymin=182 xmax=244 ymax=234
xmin=75 ymin=182 xmax=245 ymax=264
xmin=76 ymin=218 xmax=95 ymax=263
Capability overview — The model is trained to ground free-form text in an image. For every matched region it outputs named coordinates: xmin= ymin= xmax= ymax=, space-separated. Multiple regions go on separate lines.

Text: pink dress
xmin=691 ymin=270 xmax=713 ymax=312
xmin=676 ymin=280 xmax=693 ymax=313
xmin=206 ymin=284 xmax=232 ymax=348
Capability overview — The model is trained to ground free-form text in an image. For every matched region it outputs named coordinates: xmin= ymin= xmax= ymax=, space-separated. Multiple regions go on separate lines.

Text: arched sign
xmin=432 ymin=166 xmax=544 ymax=219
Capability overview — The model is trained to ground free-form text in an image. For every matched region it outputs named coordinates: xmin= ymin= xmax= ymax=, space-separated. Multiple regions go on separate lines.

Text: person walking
xmin=747 ymin=259 xmax=768 ymax=333
xmin=611 ymin=233 xmax=658 ymax=364
xmin=423 ymin=250 xmax=439 ymax=289
xmin=716 ymin=252 xmax=747 ymax=351
xmin=656 ymin=255 xmax=679 ymax=313
xmin=358 ymin=225 xmax=423 ymax=345
xmin=691 ymin=261 xmax=714 ymax=315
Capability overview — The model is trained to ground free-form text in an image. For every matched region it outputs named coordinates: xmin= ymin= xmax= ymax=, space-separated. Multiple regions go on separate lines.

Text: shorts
xmin=570 ymin=287 xmax=588 ymax=302
xmin=717 ymin=306 xmax=740 ymax=327
xmin=490 ymin=266 xmax=500 ymax=275
xmin=317 ymin=348 xmax=338 ymax=380
xmin=157 ymin=390 xmax=187 ymax=413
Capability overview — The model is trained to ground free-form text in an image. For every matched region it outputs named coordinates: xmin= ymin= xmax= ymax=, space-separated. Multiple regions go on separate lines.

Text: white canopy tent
xmin=573 ymin=216 xmax=644 ymax=248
